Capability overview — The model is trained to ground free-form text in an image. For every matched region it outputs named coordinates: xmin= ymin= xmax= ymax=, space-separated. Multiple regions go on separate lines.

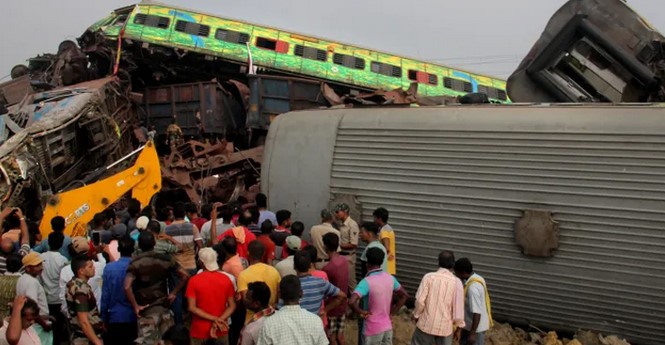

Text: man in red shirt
xmin=257 ymin=220 xmax=276 ymax=264
xmin=187 ymin=203 xmax=208 ymax=231
xmin=185 ymin=247 xmax=237 ymax=345
xmin=218 ymin=212 xmax=256 ymax=259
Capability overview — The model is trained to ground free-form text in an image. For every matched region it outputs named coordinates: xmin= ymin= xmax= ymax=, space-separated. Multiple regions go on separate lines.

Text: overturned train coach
xmin=261 ymin=105 xmax=665 ymax=345
xmin=0 ymin=77 xmax=136 ymax=219
xmin=507 ymin=0 xmax=665 ymax=103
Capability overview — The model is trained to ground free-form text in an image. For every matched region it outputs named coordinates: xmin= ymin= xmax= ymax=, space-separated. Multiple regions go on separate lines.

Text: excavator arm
xmin=39 ymin=140 xmax=161 ymax=238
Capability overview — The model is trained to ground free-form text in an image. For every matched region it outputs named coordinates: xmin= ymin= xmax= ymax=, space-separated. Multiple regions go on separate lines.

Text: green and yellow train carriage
xmin=87 ymin=1 xmax=509 ymax=102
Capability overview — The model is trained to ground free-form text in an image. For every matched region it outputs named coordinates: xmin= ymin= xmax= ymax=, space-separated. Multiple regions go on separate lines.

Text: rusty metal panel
xmin=246 ymin=75 xmax=329 ymax=130
xmin=0 ymin=76 xmax=32 ymax=106
xmin=262 ymin=105 xmax=665 ymax=345
xmin=144 ymin=81 xmax=231 ymax=136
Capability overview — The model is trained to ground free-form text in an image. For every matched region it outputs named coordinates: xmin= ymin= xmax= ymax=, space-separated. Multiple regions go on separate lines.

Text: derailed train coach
xmin=261 ymin=105 xmax=665 ymax=345
xmin=507 ymin=0 xmax=665 ymax=103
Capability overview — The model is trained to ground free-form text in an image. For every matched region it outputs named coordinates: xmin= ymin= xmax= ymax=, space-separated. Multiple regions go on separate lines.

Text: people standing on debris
xmin=256 ymin=275 xmax=329 ymax=345
xmin=124 ymin=232 xmax=190 ymax=345
xmin=239 ymin=282 xmax=274 ymax=345
xmin=39 ymin=232 xmax=68 ymax=345
xmin=411 ymin=250 xmax=465 ymax=345
xmin=373 ymin=208 xmax=396 ymax=275
xmin=256 ymin=221 xmax=276 ymax=264
xmin=270 ymin=210 xmax=291 ymax=260
xmin=335 ymin=203 xmax=360 ymax=291
xmin=321 ymin=232 xmax=349 ymax=345
xmin=101 ymin=235 xmax=137 ymax=345
xmin=349 ymin=247 xmax=408 ymax=345
xmin=310 ymin=209 xmax=341 ymax=270
xmin=256 ymin=193 xmax=277 ymax=227
xmin=237 ymin=241 xmax=281 ymax=323
xmin=454 ymin=258 xmax=493 ymax=345
xmin=359 ymin=222 xmax=388 ymax=275
xmin=16 ymin=253 xmax=52 ymax=345
xmin=274 ymin=236 xmax=301 ymax=278
xmin=66 ymin=256 xmax=105 ymax=345
xmin=185 ymin=247 xmax=236 ymax=345
xmin=281 ymin=221 xmax=307 ymax=259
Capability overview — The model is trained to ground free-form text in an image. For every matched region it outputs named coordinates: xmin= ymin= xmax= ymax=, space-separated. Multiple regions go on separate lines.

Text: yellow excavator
xmin=39 ymin=140 xmax=162 ymax=238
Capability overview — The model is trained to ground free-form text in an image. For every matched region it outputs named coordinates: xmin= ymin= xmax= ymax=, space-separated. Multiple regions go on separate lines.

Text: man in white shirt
xmin=16 ymin=253 xmax=52 ymax=345
xmin=274 ymin=236 xmax=301 ymax=278
xmin=59 ymin=237 xmax=107 ymax=317
xmin=454 ymin=258 xmax=493 ymax=345
xmin=39 ymin=233 xmax=68 ymax=345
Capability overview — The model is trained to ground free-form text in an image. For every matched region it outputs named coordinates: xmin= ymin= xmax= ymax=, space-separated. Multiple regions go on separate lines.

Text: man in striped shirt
xmin=410 ymin=250 xmax=465 ymax=345
xmin=286 ymin=251 xmax=346 ymax=318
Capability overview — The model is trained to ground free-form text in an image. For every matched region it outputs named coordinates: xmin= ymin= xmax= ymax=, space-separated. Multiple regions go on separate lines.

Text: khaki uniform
xmin=339 ymin=217 xmax=360 ymax=291
xmin=310 ymin=223 xmax=341 ymax=270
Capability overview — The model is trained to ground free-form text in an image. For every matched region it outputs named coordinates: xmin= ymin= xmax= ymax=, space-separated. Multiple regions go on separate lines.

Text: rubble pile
xmin=344 ymin=317 xmax=633 ymax=345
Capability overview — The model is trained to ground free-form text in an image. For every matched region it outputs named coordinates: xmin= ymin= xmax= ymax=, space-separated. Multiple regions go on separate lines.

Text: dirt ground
xmin=344 ymin=313 xmax=632 ymax=345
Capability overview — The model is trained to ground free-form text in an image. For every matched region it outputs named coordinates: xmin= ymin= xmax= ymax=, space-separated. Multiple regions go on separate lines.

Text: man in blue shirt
xmin=31 ymin=216 xmax=72 ymax=260
xmin=101 ymin=235 xmax=138 ymax=344
xmin=279 ymin=251 xmax=346 ymax=318
xmin=359 ymin=222 xmax=388 ymax=276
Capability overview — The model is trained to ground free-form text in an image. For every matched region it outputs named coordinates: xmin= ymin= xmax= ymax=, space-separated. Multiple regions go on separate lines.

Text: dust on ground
xmin=343 ymin=312 xmax=631 ymax=345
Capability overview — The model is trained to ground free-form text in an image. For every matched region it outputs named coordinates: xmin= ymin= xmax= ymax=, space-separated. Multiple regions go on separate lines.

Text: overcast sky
xmin=2 ymin=0 xmax=664 ymax=81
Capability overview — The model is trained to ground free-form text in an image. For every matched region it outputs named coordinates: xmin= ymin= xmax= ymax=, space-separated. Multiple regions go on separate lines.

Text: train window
xmin=215 ymin=29 xmax=250 ymax=44
xmin=497 ymin=89 xmax=507 ymax=101
xmin=255 ymin=37 xmax=289 ymax=53
xmin=294 ymin=45 xmax=327 ymax=62
xmin=407 ymin=70 xmax=438 ymax=85
xmin=443 ymin=77 xmax=473 ymax=93
xmin=175 ymin=20 xmax=210 ymax=37
xmin=371 ymin=62 xmax=402 ymax=78
xmin=133 ymin=14 xmax=170 ymax=29
xmin=332 ymin=53 xmax=365 ymax=70
xmin=428 ymin=74 xmax=438 ymax=85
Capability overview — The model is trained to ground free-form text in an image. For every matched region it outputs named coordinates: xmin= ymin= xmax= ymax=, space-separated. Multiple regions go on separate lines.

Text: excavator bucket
xmin=39 ymin=141 xmax=162 ymax=239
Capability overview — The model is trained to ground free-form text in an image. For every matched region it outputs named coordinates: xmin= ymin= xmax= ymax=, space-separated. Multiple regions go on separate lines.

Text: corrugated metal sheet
xmin=264 ymin=105 xmax=665 ymax=345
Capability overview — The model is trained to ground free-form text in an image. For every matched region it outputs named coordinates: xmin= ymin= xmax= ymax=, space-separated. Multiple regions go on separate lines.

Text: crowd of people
xmin=0 ymin=193 xmax=493 ymax=345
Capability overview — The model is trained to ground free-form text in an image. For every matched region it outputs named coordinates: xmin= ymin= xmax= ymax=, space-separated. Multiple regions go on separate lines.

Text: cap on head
xmin=136 ymin=216 xmax=150 ymax=230
xmin=21 ymin=252 xmax=44 ymax=267
xmin=285 ymin=235 xmax=302 ymax=251
xmin=198 ymin=247 xmax=219 ymax=271
xmin=334 ymin=203 xmax=350 ymax=213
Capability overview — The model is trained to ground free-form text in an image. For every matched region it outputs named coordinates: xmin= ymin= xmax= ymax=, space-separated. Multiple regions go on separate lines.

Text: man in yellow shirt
xmin=373 ymin=207 xmax=396 ymax=275
xmin=237 ymin=241 xmax=281 ymax=324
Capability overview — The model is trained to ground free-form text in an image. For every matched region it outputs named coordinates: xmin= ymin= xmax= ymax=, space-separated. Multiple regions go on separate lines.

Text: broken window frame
xmin=255 ymin=37 xmax=289 ymax=54
xmin=525 ymin=15 xmax=659 ymax=102
xmin=407 ymin=69 xmax=438 ymax=85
